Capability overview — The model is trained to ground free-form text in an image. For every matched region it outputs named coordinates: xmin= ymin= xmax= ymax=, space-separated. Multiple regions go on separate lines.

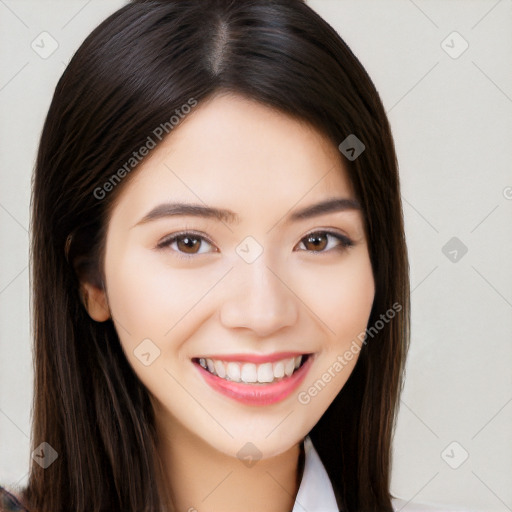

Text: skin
xmin=82 ymin=93 xmax=375 ymax=512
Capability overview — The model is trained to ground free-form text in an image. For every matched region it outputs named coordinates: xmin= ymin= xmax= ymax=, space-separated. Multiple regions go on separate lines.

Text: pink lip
xmin=193 ymin=354 xmax=314 ymax=406
xmin=194 ymin=351 xmax=305 ymax=364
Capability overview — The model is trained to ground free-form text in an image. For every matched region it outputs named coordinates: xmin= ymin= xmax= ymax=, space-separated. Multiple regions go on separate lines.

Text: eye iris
xmin=304 ymin=233 xmax=327 ymax=251
xmin=177 ymin=235 xmax=200 ymax=253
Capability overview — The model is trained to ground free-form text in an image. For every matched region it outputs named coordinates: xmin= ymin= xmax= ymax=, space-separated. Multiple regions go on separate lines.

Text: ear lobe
xmin=80 ymin=281 xmax=111 ymax=322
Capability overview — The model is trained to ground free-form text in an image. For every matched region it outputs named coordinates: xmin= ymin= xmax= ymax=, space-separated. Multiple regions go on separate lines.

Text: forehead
xmin=110 ymin=93 xmax=355 ymax=224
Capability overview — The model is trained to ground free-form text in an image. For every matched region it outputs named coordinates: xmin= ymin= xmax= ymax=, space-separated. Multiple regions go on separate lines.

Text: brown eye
xmin=303 ymin=233 xmax=328 ymax=251
xmin=297 ymin=231 xmax=353 ymax=253
xmin=157 ymin=232 xmax=216 ymax=259
xmin=175 ymin=235 xmax=202 ymax=254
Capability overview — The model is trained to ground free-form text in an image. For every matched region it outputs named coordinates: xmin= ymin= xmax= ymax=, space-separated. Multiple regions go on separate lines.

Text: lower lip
xmin=194 ymin=355 xmax=314 ymax=406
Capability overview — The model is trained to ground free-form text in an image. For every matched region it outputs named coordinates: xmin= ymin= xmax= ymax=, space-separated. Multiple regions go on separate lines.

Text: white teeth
xmin=284 ymin=358 xmax=295 ymax=377
xmin=241 ymin=363 xmax=257 ymax=383
xmin=257 ymin=363 xmax=274 ymax=383
xmin=273 ymin=361 xmax=285 ymax=378
xmin=198 ymin=355 xmax=306 ymax=384
xmin=226 ymin=362 xmax=241 ymax=382
xmin=214 ymin=360 xmax=226 ymax=378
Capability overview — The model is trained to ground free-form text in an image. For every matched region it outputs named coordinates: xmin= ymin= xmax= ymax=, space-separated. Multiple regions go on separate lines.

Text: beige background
xmin=0 ymin=1 xmax=511 ymax=510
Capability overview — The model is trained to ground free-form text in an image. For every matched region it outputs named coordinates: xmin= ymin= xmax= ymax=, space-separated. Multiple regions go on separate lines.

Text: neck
xmin=155 ymin=418 xmax=304 ymax=512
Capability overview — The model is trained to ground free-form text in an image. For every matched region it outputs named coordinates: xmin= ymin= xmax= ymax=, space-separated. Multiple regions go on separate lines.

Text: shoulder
xmin=0 ymin=485 xmax=29 ymax=512
xmin=392 ymin=497 xmax=476 ymax=511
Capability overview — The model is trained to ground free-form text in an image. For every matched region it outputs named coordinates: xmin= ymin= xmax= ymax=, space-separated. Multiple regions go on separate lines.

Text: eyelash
xmin=156 ymin=230 xmax=354 ymax=260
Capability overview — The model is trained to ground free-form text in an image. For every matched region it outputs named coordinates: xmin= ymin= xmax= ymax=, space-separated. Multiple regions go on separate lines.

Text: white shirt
xmin=292 ymin=436 xmax=472 ymax=512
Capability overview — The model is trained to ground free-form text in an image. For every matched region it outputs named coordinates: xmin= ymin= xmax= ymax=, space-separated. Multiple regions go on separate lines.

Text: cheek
xmin=104 ymin=247 xmax=185 ymax=345
xmin=333 ymin=256 xmax=375 ymax=340
xmin=104 ymin=246 xmax=225 ymax=350
xmin=292 ymin=250 xmax=375 ymax=341
xmin=294 ymin=251 xmax=374 ymax=415
xmin=104 ymin=248 xmax=213 ymax=396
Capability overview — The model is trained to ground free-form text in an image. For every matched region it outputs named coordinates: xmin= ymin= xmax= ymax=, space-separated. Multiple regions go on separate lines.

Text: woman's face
xmin=84 ymin=93 xmax=375 ymax=459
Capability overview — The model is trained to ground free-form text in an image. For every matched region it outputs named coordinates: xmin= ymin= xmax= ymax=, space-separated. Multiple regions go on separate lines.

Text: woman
xmin=1 ymin=0 xmax=416 ymax=510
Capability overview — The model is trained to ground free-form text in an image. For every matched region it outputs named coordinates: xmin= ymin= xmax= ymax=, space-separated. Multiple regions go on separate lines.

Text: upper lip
xmin=193 ymin=352 xmax=310 ymax=364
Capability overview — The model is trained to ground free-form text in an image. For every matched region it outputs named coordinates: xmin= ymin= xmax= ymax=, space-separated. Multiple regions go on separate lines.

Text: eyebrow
xmin=132 ymin=197 xmax=361 ymax=228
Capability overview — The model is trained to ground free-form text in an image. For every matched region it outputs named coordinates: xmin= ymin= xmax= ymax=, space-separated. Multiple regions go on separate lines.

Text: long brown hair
xmin=18 ymin=0 xmax=410 ymax=510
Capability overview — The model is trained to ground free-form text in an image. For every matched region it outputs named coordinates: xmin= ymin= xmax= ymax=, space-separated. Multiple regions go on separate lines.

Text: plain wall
xmin=0 ymin=1 xmax=511 ymax=510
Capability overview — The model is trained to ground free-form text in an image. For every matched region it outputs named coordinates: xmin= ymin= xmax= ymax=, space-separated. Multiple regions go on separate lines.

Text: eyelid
xmin=156 ymin=229 xmax=214 ymax=247
xmin=155 ymin=230 xmax=218 ymax=259
xmin=295 ymin=229 xmax=354 ymax=252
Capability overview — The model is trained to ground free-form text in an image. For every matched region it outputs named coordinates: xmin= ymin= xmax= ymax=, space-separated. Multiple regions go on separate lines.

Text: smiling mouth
xmin=192 ymin=354 xmax=311 ymax=385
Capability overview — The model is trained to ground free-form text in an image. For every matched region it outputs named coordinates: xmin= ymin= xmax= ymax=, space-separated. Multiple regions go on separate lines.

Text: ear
xmin=80 ymin=281 xmax=111 ymax=322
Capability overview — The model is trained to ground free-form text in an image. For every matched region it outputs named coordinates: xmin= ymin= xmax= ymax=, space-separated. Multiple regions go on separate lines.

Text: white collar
xmin=291 ymin=437 xmax=467 ymax=512
xmin=292 ymin=435 xmax=339 ymax=512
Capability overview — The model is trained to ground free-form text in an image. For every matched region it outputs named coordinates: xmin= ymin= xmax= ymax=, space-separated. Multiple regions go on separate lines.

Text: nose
xmin=219 ymin=258 xmax=299 ymax=337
